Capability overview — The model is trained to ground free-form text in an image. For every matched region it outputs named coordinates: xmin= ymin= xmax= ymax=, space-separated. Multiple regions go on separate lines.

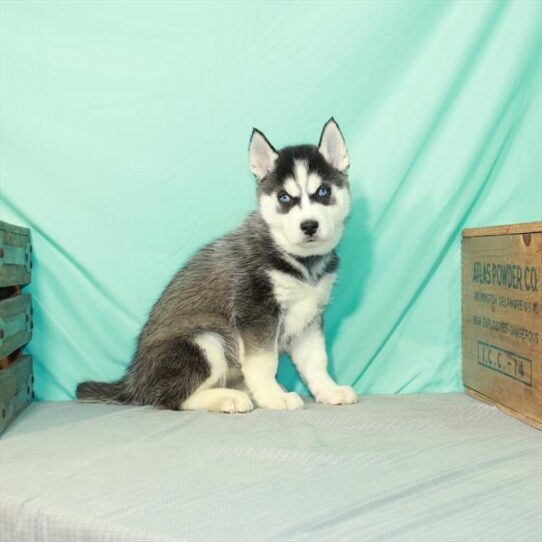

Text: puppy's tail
xmin=75 ymin=380 xmax=130 ymax=404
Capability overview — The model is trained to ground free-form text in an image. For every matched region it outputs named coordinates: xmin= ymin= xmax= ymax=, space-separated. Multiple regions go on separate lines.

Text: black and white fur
xmin=76 ymin=119 xmax=357 ymax=412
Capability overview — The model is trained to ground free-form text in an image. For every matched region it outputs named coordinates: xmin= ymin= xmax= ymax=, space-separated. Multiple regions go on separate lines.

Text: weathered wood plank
xmin=463 ymin=221 xmax=542 ymax=238
xmin=0 ymin=294 xmax=33 ymax=358
xmin=0 ymin=223 xmax=32 ymax=287
xmin=0 ymin=221 xmax=30 ymax=237
xmin=0 ymin=354 xmax=33 ymax=434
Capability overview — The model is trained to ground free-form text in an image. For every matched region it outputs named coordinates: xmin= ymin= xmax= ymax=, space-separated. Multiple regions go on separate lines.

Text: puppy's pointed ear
xmin=249 ymin=128 xmax=278 ymax=181
xmin=318 ymin=118 xmax=349 ymax=172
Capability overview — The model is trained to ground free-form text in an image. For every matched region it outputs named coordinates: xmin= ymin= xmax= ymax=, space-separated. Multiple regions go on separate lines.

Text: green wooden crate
xmin=0 ymin=355 xmax=33 ymax=434
xmin=0 ymin=220 xmax=31 ymax=287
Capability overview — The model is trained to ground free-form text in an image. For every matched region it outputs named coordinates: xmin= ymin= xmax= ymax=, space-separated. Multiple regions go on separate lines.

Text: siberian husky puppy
xmin=77 ymin=118 xmax=357 ymax=412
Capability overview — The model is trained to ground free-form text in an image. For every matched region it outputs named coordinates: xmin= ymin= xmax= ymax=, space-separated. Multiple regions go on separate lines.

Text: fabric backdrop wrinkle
xmin=0 ymin=0 xmax=540 ymax=400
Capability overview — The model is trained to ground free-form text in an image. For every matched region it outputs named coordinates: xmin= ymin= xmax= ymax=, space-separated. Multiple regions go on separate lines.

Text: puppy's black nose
xmin=300 ymin=220 xmax=319 ymax=237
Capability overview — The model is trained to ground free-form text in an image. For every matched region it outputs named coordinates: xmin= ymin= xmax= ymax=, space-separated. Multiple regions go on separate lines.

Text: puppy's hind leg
xmin=181 ymin=333 xmax=253 ymax=413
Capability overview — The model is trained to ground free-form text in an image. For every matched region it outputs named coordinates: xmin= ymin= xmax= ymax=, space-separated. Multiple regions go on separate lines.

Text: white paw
xmin=316 ymin=385 xmax=357 ymax=405
xmin=257 ymin=391 xmax=304 ymax=410
xmin=220 ymin=391 xmax=254 ymax=414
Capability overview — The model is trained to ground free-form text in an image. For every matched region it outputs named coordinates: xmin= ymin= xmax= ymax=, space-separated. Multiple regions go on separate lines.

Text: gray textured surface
xmin=1 ymin=394 xmax=541 ymax=542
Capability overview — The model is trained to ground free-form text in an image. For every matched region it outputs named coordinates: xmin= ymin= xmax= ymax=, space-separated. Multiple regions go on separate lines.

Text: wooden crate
xmin=462 ymin=221 xmax=542 ymax=429
xmin=0 ymin=221 xmax=33 ymax=434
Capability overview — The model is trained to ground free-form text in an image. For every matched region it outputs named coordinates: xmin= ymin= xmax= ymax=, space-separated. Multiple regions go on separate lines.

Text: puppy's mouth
xmin=302 ymin=236 xmax=323 ymax=244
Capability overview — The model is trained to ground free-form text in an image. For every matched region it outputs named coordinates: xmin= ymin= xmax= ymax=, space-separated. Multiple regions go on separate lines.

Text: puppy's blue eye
xmin=278 ymin=192 xmax=291 ymax=203
xmin=317 ymin=186 xmax=330 ymax=197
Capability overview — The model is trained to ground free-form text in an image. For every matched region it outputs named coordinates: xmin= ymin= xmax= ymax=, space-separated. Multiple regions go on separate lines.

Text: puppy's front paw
xmin=283 ymin=392 xmax=304 ymax=410
xmin=316 ymin=385 xmax=357 ymax=405
xmin=220 ymin=391 xmax=254 ymax=414
xmin=257 ymin=391 xmax=304 ymax=410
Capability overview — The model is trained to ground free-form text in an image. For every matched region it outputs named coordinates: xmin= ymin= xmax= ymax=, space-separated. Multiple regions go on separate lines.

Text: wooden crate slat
xmin=0 ymin=221 xmax=30 ymax=236
xmin=0 ymin=354 xmax=33 ymax=434
xmin=463 ymin=221 xmax=542 ymax=238
xmin=0 ymin=294 xmax=33 ymax=358
xmin=0 ymin=224 xmax=32 ymax=287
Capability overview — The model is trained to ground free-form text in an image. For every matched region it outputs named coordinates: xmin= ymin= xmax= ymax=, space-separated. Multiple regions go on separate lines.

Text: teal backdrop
xmin=1 ymin=1 xmax=541 ymax=401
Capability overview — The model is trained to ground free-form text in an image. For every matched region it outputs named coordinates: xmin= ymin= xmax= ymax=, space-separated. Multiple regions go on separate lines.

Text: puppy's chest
xmin=267 ymin=270 xmax=336 ymax=340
